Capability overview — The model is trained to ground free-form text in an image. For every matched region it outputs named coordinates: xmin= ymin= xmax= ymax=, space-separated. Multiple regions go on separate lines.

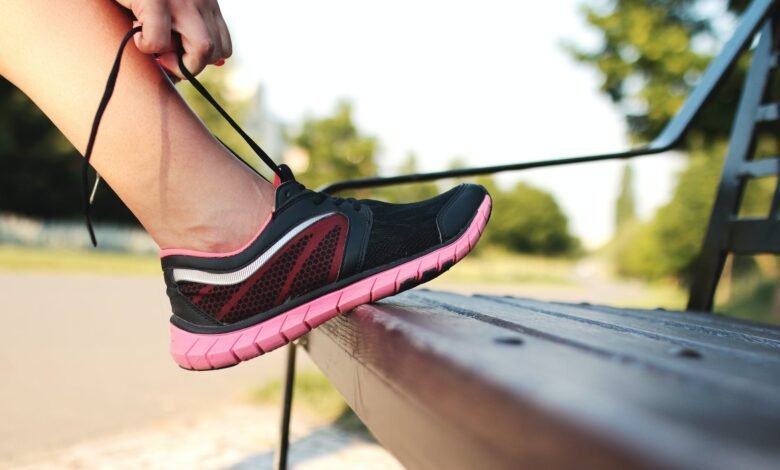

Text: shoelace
xmin=311 ymin=188 xmax=362 ymax=211
xmin=83 ymin=26 xmax=288 ymax=246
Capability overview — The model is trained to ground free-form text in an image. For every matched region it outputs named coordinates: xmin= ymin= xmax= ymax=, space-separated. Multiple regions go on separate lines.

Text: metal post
xmin=274 ymin=343 xmax=297 ymax=470
xmin=688 ymin=15 xmax=778 ymax=311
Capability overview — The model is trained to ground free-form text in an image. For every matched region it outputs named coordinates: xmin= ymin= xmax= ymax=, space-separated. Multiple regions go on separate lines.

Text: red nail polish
xmin=155 ymin=57 xmax=173 ymax=73
xmin=214 ymin=58 xmax=226 ymax=67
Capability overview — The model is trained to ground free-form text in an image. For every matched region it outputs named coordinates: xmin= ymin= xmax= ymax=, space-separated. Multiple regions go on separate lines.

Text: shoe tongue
xmin=273 ymin=164 xmax=307 ymax=208
xmin=274 ymin=164 xmax=295 ymax=188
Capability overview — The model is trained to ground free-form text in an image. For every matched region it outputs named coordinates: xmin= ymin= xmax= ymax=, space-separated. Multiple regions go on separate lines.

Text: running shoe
xmin=84 ymin=27 xmax=491 ymax=370
xmin=163 ymin=167 xmax=491 ymax=370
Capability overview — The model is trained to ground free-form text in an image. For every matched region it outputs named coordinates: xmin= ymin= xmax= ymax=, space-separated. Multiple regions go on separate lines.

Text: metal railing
xmin=318 ymin=0 xmax=775 ymax=197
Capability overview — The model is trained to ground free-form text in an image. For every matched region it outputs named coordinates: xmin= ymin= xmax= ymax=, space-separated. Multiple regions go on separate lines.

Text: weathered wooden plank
xmin=493 ymin=296 xmax=780 ymax=356
xmin=305 ymin=291 xmax=780 ymax=470
xmin=571 ymin=300 xmax=780 ymax=342
xmin=412 ymin=290 xmax=780 ymax=401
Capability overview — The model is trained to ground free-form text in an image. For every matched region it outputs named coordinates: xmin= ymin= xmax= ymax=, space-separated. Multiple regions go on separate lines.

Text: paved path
xmin=11 ymin=404 xmax=401 ymax=470
xmin=0 ymin=273 xmax=297 ymax=465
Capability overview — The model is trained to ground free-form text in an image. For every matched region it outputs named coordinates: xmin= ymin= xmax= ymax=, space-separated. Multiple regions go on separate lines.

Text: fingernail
xmin=214 ymin=58 xmax=225 ymax=66
xmin=155 ymin=57 xmax=173 ymax=73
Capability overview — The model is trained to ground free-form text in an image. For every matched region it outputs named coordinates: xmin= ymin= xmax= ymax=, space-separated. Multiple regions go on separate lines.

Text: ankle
xmin=158 ymin=176 xmax=275 ymax=254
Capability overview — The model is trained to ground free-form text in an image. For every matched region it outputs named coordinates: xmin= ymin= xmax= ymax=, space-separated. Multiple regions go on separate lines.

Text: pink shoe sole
xmin=170 ymin=195 xmax=492 ymax=370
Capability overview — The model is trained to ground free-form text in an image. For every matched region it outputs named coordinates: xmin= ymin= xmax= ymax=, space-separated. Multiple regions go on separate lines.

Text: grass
xmin=249 ymin=369 xmax=346 ymax=420
xmin=435 ymin=247 xmax=576 ymax=285
xmin=610 ymin=283 xmax=689 ymax=310
xmin=0 ymin=243 xmax=575 ymax=285
xmin=0 ymin=245 xmax=159 ymax=275
xmin=248 ymin=369 xmax=369 ymax=434
xmin=722 ymin=279 xmax=780 ymax=325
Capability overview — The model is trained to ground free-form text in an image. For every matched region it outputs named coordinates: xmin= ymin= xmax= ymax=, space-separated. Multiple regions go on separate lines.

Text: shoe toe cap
xmin=436 ymin=184 xmax=489 ymax=242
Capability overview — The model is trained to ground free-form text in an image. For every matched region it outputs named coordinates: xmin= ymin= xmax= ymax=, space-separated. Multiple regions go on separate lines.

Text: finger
xmin=133 ymin=1 xmax=173 ymax=54
xmin=200 ymin=6 xmax=227 ymax=64
xmin=175 ymin=12 xmax=217 ymax=77
xmin=212 ymin=3 xmax=233 ymax=60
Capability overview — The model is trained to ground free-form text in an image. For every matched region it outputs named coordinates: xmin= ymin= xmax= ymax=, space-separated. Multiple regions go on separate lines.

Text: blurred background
xmin=1 ymin=0 xmax=778 ymax=468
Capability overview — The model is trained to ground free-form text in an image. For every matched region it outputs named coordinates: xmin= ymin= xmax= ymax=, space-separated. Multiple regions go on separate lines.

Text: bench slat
xmin=571 ymin=301 xmax=780 ymax=341
xmin=414 ymin=291 xmax=780 ymax=397
xmin=495 ymin=295 xmax=780 ymax=354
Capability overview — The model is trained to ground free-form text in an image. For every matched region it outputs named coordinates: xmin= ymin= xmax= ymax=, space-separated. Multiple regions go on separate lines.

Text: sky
xmin=218 ymin=0 xmax=689 ymax=248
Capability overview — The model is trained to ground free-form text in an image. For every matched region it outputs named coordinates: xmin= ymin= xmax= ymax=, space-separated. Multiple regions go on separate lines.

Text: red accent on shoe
xmin=177 ymin=214 xmax=349 ymax=324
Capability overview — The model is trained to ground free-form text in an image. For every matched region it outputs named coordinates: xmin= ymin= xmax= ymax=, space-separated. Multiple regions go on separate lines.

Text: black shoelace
xmin=311 ymin=188 xmax=362 ymax=212
xmin=83 ymin=26 xmax=287 ymax=246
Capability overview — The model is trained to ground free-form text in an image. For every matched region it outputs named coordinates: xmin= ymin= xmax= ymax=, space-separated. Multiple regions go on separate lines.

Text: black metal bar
xmin=770 ymin=173 xmax=780 ymax=218
xmin=274 ymin=343 xmax=297 ymax=470
xmin=321 ymin=147 xmax=666 ymax=193
xmin=739 ymin=157 xmax=780 ymax=178
xmin=688 ymin=17 xmax=778 ymax=311
xmin=756 ymin=103 xmax=780 ymax=122
xmin=728 ymin=219 xmax=780 ymax=254
xmin=319 ymin=0 xmax=776 ymax=195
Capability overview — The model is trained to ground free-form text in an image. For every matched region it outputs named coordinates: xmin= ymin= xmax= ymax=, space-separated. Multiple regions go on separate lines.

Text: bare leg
xmin=0 ymin=0 xmax=274 ymax=252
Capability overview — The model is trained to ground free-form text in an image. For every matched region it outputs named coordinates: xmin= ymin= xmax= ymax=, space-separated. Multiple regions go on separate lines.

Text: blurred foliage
xmin=614 ymin=145 xmax=721 ymax=281
xmin=724 ymin=278 xmax=780 ymax=325
xmin=571 ymin=0 xmax=777 ymax=282
xmin=176 ymin=66 xmax=275 ymax=179
xmin=568 ymin=0 xmax=742 ymax=143
xmin=288 ymin=102 xmax=379 ymax=190
xmin=482 ymin=180 xmax=581 ymax=256
xmin=615 ymin=163 xmax=636 ymax=233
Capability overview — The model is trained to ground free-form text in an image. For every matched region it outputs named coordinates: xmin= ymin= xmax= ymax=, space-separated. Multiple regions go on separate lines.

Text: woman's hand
xmin=115 ymin=0 xmax=232 ymax=79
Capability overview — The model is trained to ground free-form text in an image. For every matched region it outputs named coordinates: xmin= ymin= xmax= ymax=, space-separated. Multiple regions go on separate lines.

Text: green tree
xmin=484 ymin=181 xmax=579 ymax=256
xmin=571 ymin=0 xmax=775 ymax=280
xmin=615 ymin=163 xmax=637 ymax=233
xmin=568 ymin=0 xmax=743 ymax=143
xmin=288 ymin=102 xmax=378 ymax=190
xmin=428 ymin=158 xmax=578 ymax=256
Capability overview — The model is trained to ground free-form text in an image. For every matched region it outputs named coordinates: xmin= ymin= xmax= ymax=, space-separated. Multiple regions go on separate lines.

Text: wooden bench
xmin=305 ymin=292 xmax=780 ymax=469
xmin=276 ymin=1 xmax=780 ymax=468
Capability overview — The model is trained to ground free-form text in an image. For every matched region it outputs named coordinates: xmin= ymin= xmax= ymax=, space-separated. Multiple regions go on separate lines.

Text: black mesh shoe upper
xmin=360 ymin=186 xmax=460 ymax=271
